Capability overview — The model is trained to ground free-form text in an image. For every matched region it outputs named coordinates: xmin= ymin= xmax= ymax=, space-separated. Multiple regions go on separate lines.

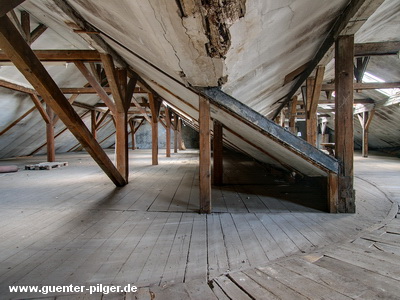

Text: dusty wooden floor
xmin=0 ymin=149 xmax=397 ymax=299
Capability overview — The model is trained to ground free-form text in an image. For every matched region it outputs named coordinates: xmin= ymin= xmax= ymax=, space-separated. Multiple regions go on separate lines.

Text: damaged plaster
xmin=178 ymin=0 xmax=246 ymax=58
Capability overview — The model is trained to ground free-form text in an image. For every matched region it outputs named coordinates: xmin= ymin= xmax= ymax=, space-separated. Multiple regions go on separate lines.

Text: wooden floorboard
xmin=0 ymin=150 xmax=399 ymax=299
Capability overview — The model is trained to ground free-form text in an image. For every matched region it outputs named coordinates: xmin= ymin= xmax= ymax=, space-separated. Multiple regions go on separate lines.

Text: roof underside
xmin=0 ymin=0 xmax=399 ymax=177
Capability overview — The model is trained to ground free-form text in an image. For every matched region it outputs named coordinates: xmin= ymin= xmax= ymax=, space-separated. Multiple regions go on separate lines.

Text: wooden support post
xmin=327 ymin=172 xmax=338 ymax=213
xmin=306 ymin=65 xmax=325 ymax=146
xmin=165 ymin=108 xmax=171 ymax=157
xmin=213 ymin=120 xmax=223 ymax=186
xmin=335 ymin=35 xmax=355 ymax=213
xmin=128 ymin=119 xmax=136 ymax=150
xmin=91 ymin=110 xmax=97 ymax=139
xmin=0 ymin=15 xmax=126 ymax=186
xmin=173 ymin=113 xmax=178 ymax=153
xmin=46 ymin=104 xmax=55 ymax=162
xmin=178 ymin=117 xmax=184 ymax=150
xmin=289 ymin=96 xmax=298 ymax=134
xmin=199 ymin=96 xmax=211 ymax=213
xmin=148 ymin=94 xmax=161 ymax=165
xmin=358 ymin=110 xmax=375 ymax=158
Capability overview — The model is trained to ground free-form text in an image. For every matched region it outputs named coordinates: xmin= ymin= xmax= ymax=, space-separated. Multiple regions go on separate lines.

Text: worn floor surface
xmin=0 ymin=150 xmax=398 ymax=299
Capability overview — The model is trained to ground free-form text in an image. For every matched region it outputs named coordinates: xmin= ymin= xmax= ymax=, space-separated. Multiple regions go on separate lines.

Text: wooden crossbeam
xmin=0 ymin=14 xmax=126 ymax=186
xmin=355 ymin=41 xmax=400 ymax=56
xmin=131 ymin=97 xmax=151 ymax=123
xmin=0 ymin=50 xmax=101 ymax=62
xmin=321 ymin=82 xmax=400 ymax=91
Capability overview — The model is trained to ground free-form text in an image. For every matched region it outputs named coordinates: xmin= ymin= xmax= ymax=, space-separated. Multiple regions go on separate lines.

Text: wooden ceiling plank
xmin=0 ymin=15 xmax=125 ymax=186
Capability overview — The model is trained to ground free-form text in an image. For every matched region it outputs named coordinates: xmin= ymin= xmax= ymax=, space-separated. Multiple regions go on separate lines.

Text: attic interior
xmin=0 ymin=0 xmax=399 ymax=299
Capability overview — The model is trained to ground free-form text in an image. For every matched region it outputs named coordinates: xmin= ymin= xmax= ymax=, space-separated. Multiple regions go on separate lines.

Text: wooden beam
xmin=289 ymin=96 xmax=298 ymax=133
xmin=21 ymin=10 xmax=30 ymax=44
xmin=114 ymin=111 xmax=129 ymax=181
xmin=273 ymin=0 xmax=372 ymax=119
xmin=101 ymin=53 xmax=125 ymax=113
xmin=328 ymin=172 xmax=338 ymax=213
xmin=335 ymin=35 xmax=355 ymax=213
xmin=46 ymin=104 xmax=55 ymax=162
xmin=307 ymin=65 xmax=325 ymax=146
xmin=148 ymin=93 xmax=160 ymax=165
xmin=29 ymin=94 xmax=50 ymax=124
xmin=131 ymin=97 xmax=151 ymax=123
xmin=199 ymin=96 xmax=211 ymax=213
xmin=91 ymin=110 xmax=97 ymax=139
xmin=0 ymin=49 xmax=101 ymax=62
xmin=0 ymin=14 xmax=126 ymax=186
xmin=74 ymin=61 xmax=116 ymax=114
xmin=165 ymin=107 xmax=171 ymax=157
xmin=30 ymin=24 xmax=47 ymax=44
xmin=0 ymin=104 xmax=38 ymax=136
xmin=358 ymin=109 xmax=375 ymax=158
xmin=173 ymin=113 xmax=178 ymax=153
xmin=0 ymin=1 xmax=25 ymax=17
xmin=213 ymin=120 xmax=223 ymax=186
xmin=60 ymin=87 xmax=111 ymax=94
xmin=0 ymin=79 xmax=37 ymax=94
xmin=355 ymin=41 xmax=400 ymax=56
xmin=283 ymin=61 xmax=309 ymax=85
xmin=321 ymin=81 xmax=400 ymax=91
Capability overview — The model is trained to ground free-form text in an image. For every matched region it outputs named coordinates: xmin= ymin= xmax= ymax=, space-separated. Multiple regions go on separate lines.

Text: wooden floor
xmin=0 ymin=149 xmax=398 ymax=299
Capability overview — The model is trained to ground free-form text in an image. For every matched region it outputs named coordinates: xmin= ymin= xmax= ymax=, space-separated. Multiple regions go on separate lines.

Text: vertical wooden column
xmin=213 ymin=120 xmax=223 ymax=186
xmin=114 ymin=111 xmax=128 ymax=180
xmin=289 ymin=96 xmax=298 ymax=134
xmin=335 ymin=35 xmax=355 ymax=213
xmin=128 ymin=119 xmax=135 ymax=150
xmin=165 ymin=108 xmax=171 ymax=157
xmin=91 ymin=110 xmax=97 ymax=139
xmin=174 ymin=113 xmax=178 ymax=153
xmin=178 ymin=117 xmax=184 ymax=150
xmin=199 ymin=96 xmax=211 ymax=213
xmin=46 ymin=104 xmax=55 ymax=162
xmin=148 ymin=94 xmax=161 ymax=165
xmin=358 ymin=110 xmax=375 ymax=158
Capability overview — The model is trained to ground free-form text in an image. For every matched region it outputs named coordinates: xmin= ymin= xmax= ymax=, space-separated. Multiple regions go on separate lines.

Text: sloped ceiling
xmin=0 ymin=0 xmax=399 ymax=162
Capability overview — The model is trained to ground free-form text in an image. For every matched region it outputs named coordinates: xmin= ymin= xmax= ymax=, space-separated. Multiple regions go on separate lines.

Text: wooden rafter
xmin=0 ymin=14 xmax=126 ymax=186
xmin=0 ymin=78 xmax=37 ymax=94
xmin=0 ymin=50 xmax=100 ymax=62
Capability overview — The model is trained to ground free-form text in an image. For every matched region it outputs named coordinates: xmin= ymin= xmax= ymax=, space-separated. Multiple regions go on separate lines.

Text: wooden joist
xmin=0 ymin=14 xmax=126 ymax=187
xmin=354 ymin=41 xmax=400 ymax=56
